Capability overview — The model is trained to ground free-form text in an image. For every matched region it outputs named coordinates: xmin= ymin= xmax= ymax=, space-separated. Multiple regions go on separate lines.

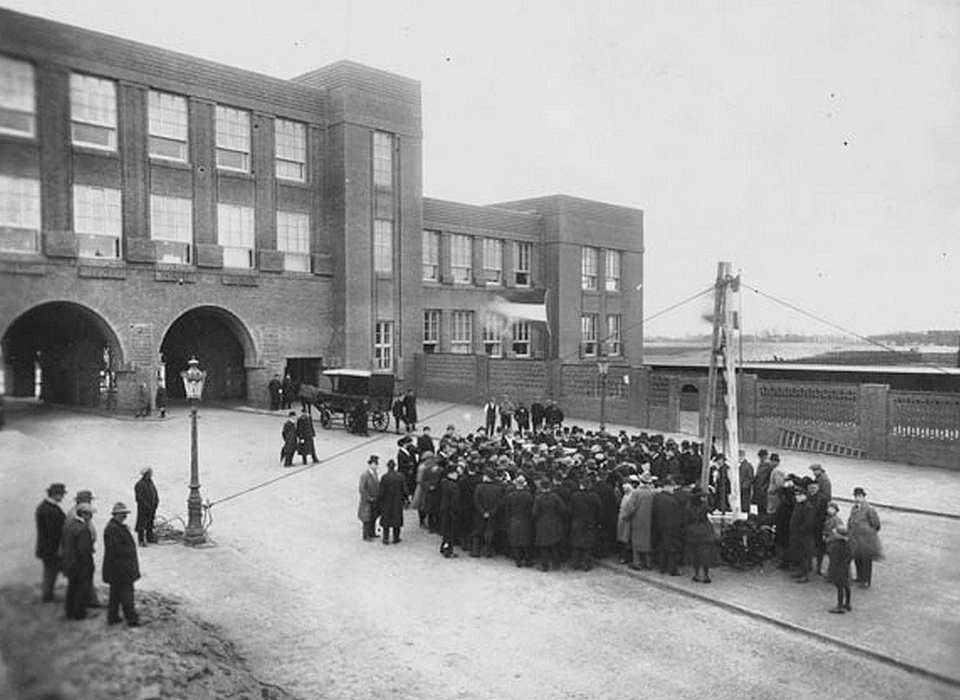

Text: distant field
xmin=644 ymin=341 xmax=958 ymax=367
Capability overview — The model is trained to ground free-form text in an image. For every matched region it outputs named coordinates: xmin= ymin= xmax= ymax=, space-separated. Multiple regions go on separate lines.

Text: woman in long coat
xmin=847 ymin=487 xmax=882 ymax=588
xmin=532 ymin=480 xmax=568 ymax=571
xmin=502 ymin=475 xmax=534 ymax=567
xmin=684 ymin=488 xmax=720 ymax=583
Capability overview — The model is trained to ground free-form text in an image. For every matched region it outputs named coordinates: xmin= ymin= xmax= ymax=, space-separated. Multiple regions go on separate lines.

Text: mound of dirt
xmin=0 ymin=584 xmax=300 ymax=700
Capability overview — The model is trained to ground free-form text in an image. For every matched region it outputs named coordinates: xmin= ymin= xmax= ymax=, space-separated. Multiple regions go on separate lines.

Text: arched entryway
xmin=160 ymin=307 xmax=254 ymax=401
xmin=1 ymin=302 xmax=123 ymax=407
xmin=679 ymin=383 xmax=700 ymax=435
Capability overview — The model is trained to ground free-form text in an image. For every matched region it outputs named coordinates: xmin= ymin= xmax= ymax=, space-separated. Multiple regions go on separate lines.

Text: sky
xmin=6 ymin=0 xmax=959 ymax=338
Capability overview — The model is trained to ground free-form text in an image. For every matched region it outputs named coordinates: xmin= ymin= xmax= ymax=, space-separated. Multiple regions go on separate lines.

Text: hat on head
xmin=140 ymin=467 xmax=153 ymax=476
xmin=47 ymin=483 xmax=67 ymax=496
xmin=110 ymin=502 xmax=130 ymax=515
xmin=75 ymin=490 xmax=95 ymax=502
xmin=809 ymin=463 xmax=823 ymax=473
xmin=769 ymin=453 xmax=780 ymax=462
xmin=368 ymin=455 xmax=380 ymax=465
xmin=76 ymin=502 xmax=95 ymax=514
xmin=852 ymin=487 xmax=866 ymax=496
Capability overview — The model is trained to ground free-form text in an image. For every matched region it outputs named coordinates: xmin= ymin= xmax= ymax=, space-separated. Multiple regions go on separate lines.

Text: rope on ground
xmin=152 ymin=505 xmax=217 ymax=546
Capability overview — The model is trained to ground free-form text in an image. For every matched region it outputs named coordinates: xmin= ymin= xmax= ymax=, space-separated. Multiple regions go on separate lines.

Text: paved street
xmin=1 ymin=399 xmax=958 ymax=700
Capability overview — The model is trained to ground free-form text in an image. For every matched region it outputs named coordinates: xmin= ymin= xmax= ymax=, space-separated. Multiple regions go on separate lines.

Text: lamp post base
xmin=184 ymin=487 xmax=206 ymax=545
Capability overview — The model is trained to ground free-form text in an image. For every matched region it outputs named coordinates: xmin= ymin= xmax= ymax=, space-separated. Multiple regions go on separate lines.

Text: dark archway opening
xmin=679 ymin=383 xmax=701 ymax=435
xmin=2 ymin=302 xmax=119 ymax=407
xmin=161 ymin=308 xmax=247 ymax=401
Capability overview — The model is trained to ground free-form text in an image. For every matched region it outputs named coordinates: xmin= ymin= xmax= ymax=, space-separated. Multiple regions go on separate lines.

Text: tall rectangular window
xmin=375 ymin=321 xmax=393 ymax=371
xmin=373 ymin=131 xmax=393 ymax=189
xmin=605 ymin=250 xmax=621 ymax=292
xmin=0 ymin=174 xmax=40 ymax=252
xmin=483 ymin=238 xmax=503 ymax=285
xmin=423 ymin=310 xmax=440 ymax=354
xmin=148 ymin=91 xmax=188 ymax=162
xmin=581 ymin=313 xmax=598 ymax=356
xmin=70 ymin=73 xmax=117 ymax=151
xmin=482 ymin=316 xmax=503 ymax=358
xmin=277 ymin=211 xmax=310 ymax=272
xmin=606 ymin=314 xmax=622 ymax=356
xmin=422 ymin=230 xmax=440 ymax=281
xmin=217 ymin=203 xmax=254 ymax=268
xmin=0 ymin=56 xmax=35 ymax=138
xmin=73 ymin=185 xmax=121 ymax=258
xmin=374 ymin=219 xmax=393 ymax=274
xmin=451 ymin=234 xmax=472 ymax=283
xmin=511 ymin=322 xmax=531 ymax=358
xmin=275 ymin=119 xmax=306 ymax=182
xmin=515 ymin=242 xmax=531 ymax=287
xmin=581 ymin=247 xmax=598 ymax=291
xmin=150 ymin=194 xmax=192 ymax=264
xmin=451 ymin=310 xmax=474 ymax=354
xmin=215 ymin=105 xmax=250 ymax=172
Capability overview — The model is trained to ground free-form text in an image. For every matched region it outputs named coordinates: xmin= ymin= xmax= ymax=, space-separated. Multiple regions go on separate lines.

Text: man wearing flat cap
xmin=134 ymin=468 xmax=159 ymax=546
xmin=35 ymin=483 xmax=67 ymax=602
xmin=103 ymin=502 xmax=141 ymax=627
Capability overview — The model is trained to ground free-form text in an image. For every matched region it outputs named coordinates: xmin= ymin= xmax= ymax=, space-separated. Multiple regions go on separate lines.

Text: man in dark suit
xmin=103 ymin=502 xmax=141 ymax=627
xmin=402 ymin=389 xmax=418 ymax=432
xmin=378 ymin=459 xmax=406 ymax=545
xmin=267 ymin=374 xmax=282 ymax=411
xmin=396 ymin=436 xmax=418 ymax=498
xmin=297 ymin=408 xmax=319 ymax=463
xmin=280 ymin=412 xmax=298 ymax=466
xmin=439 ymin=463 xmax=461 ymax=558
xmin=61 ymin=502 xmax=95 ymax=620
xmin=530 ymin=399 xmax=545 ymax=432
xmin=416 ymin=426 xmax=435 ymax=457
xmin=134 ymin=468 xmax=159 ymax=546
xmin=35 ymin=482 xmax=67 ymax=602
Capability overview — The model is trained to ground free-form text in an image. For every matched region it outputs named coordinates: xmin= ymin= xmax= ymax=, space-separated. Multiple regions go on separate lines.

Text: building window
xmin=451 ymin=310 xmax=474 ymax=354
xmin=73 ymin=185 xmax=121 ymax=258
xmin=515 ymin=242 xmax=531 ymax=287
xmin=606 ymin=250 xmax=621 ymax=292
xmin=217 ymin=203 xmax=254 ymax=268
xmin=422 ymin=230 xmax=440 ymax=281
xmin=581 ymin=314 xmax=598 ymax=356
xmin=277 ymin=211 xmax=310 ymax=272
xmin=451 ymin=234 xmax=472 ymax=283
xmin=374 ymin=219 xmax=393 ymax=274
xmin=581 ymin=247 xmax=598 ymax=291
xmin=70 ymin=73 xmax=117 ymax=151
xmin=373 ymin=131 xmax=393 ymax=189
xmin=148 ymin=91 xmax=188 ymax=162
xmin=606 ymin=314 xmax=622 ymax=356
xmin=483 ymin=238 xmax=503 ymax=285
xmin=0 ymin=56 xmax=35 ymax=138
xmin=482 ymin=316 xmax=503 ymax=358
xmin=215 ymin=105 xmax=250 ymax=172
xmin=150 ymin=194 xmax=192 ymax=264
xmin=375 ymin=321 xmax=393 ymax=371
xmin=511 ymin=322 xmax=531 ymax=358
xmin=275 ymin=119 xmax=306 ymax=182
xmin=0 ymin=174 xmax=40 ymax=252
xmin=423 ymin=310 xmax=440 ymax=354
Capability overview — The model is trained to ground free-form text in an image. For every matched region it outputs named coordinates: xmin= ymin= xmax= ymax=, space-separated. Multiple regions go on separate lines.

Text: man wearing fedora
xmin=103 ymin=502 xmax=141 ymax=627
xmin=134 ymin=468 xmax=159 ymax=546
xmin=35 ymin=483 xmax=67 ymax=602
xmin=66 ymin=489 xmax=104 ymax=608
xmin=61 ymin=501 xmax=96 ymax=620
xmin=358 ymin=456 xmax=381 ymax=541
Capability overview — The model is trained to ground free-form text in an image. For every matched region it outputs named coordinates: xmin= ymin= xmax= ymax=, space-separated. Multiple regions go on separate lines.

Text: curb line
xmin=599 ymin=561 xmax=960 ymax=690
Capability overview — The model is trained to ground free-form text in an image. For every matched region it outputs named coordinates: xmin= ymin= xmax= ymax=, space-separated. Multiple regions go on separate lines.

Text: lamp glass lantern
xmin=180 ymin=357 xmax=206 ymax=401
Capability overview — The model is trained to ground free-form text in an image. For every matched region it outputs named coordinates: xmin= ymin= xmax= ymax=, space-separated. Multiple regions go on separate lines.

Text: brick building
xmin=0 ymin=8 xmax=643 ymax=411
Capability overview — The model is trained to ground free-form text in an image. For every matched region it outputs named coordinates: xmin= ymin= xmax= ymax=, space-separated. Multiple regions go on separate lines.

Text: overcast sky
xmin=7 ymin=0 xmax=959 ymax=338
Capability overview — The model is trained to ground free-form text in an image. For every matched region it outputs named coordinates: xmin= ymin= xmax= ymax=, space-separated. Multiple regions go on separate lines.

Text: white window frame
xmin=423 ymin=309 xmax=440 ymax=354
xmin=606 ymin=314 xmax=622 ymax=356
xmin=605 ymin=250 xmax=622 ymax=292
xmin=375 ymin=321 xmax=394 ymax=371
xmin=483 ymin=238 xmax=503 ymax=285
xmin=275 ymin=119 xmax=306 ymax=182
xmin=451 ymin=310 xmax=474 ymax=355
xmin=70 ymin=73 xmax=117 ymax=151
xmin=422 ymin=230 xmax=440 ymax=281
xmin=215 ymin=105 xmax=250 ymax=172
xmin=450 ymin=234 xmax=472 ymax=284
xmin=374 ymin=219 xmax=393 ymax=274
xmin=482 ymin=316 xmax=503 ymax=358
xmin=217 ymin=203 xmax=254 ymax=268
xmin=373 ymin=131 xmax=393 ymax=189
xmin=581 ymin=314 xmax=598 ymax=356
xmin=148 ymin=90 xmax=188 ymax=162
xmin=581 ymin=247 xmax=599 ymax=291
xmin=0 ymin=174 xmax=41 ymax=252
xmin=0 ymin=56 xmax=36 ymax=138
xmin=515 ymin=242 xmax=531 ymax=287
xmin=149 ymin=194 xmax=193 ymax=264
xmin=73 ymin=185 xmax=122 ymax=258
xmin=277 ymin=211 xmax=310 ymax=272
xmin=511 ymin=322 xmax=531 ymax=358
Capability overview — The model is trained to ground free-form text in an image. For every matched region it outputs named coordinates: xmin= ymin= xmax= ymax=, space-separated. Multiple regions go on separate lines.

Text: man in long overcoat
xmin=503 ymin=475 xmax=534 ymax=567
xmin=358 ymin=456 xmax=381 ymax=540
xmin=788 ymin=484 xmax=816 ymax=582
xmin=738 ymin=449 xmax=754 ymax=514
xmin=591 ymin=475 xmax=620 ymax=558
xmin=472 ymin=469 xmax=504 ymax=557
xmin=652 ymin=480 xmax=684 ymax=575
xmin=438 ymin=464 xmax=461 ymax=558
xmin=530 ymin=400 xmax=545 ymax=432
xmin=134 ymin=468 xmax=159 ymax=546
xmin=402 ymin=389 xmax=418 ymax=432
xmin=267 ymin=374 xmax=282 ymax=411
xmin=102 ymin=501 xmax=141 ymax=627
xmin=378 ymin=459 xmax=406 ymax=545
xmin=396 ymin=436 xmax=418 ymax=497
xmin=280 ymin=412 xmax=298 ymax=466
xmin=622 ymin=474 xmax=656 ymax=570
xmin=752 ymin=449 xmax=773 ymax=518
xmin=297 ymin=408 xmax=319 ymax=464
xmin=61 ymin=502 xmax=95 ymax=620
xmin=35 ymin=482 xmax=67 ymax=602
xmin=532 ymin=480 xmax=568 ymax=571
xmin=569 ymin=479 xmax=602 ymax=571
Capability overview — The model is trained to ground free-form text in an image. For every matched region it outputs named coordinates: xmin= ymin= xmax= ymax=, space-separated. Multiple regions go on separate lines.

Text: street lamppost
xmin=597 ymin=352 xmax=610 ymax=433
xmin=180 ymin=356 xmax=207 ymax=546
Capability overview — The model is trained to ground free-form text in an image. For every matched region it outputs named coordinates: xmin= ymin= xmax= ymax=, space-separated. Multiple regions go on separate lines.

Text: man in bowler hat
xmin=35 ymin=483 xmax=67 ymax=602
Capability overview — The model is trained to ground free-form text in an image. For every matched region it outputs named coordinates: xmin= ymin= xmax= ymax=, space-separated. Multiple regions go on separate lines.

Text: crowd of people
xmin=33 ymin=469 xmax=159 ymax=626
xmin=357 ymin=417 xmax=884 ymax=614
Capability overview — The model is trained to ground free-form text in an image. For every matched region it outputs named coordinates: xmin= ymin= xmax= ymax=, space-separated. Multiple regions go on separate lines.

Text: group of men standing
xmin=267 ymin=373 xmax=301 ymax=412
xmin=280 ymin=408 xmax=320 ymax=466
xmin=482 ymin=396 xmax=564 ymax=435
